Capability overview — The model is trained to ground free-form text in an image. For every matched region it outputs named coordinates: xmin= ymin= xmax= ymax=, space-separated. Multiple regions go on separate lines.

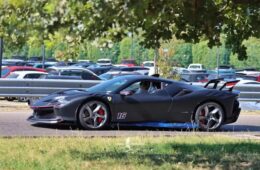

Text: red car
xmin=1 ymin=66 xmax=46 ymax=78
xmin=121 ymin=59 xmax=137 ymax=67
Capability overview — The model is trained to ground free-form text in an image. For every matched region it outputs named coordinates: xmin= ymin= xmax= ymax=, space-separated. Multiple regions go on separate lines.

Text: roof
xmin=10 ymin=70 xmax=48 ymax=75
xmin=97 ymin=58 xmax=111 ymax=61
xmin=3 ymin=66 xmax=46 ymax=72
xmin=47 ymin=66 xmax=98 ymax=76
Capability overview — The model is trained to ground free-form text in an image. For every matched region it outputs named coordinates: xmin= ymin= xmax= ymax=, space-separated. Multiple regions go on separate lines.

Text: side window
xmin=122 ymin=81 xmax=156 ymax=95
xmin=123 ymin=82 xmax=140 ymax=92
xmin=60 ymin=70 xmax=71 ymax=76
xmin=69 ymin=70 xmax=82 ymax=76
xmin=82 ymin=71 xmax=99 ymax=80
xmin=25 ymin=74 xmax=42 ymax=79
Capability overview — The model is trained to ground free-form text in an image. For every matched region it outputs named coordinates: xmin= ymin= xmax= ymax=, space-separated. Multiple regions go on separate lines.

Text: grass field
xmin=0 ymin=136 xmax=259 ymax=170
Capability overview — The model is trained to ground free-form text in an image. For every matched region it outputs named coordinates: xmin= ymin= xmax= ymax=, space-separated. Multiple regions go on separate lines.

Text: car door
xmin=112 ymin=80 xmax=173 ymax=123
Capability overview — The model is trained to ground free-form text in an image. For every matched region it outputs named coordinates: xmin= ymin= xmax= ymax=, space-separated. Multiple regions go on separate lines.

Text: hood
xmin=31 ymin=89 xmax=98 ymax=108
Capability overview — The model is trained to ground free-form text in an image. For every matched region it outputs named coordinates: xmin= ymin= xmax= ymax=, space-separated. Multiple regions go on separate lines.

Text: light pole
xmin=41 ymin=43 xmax=46 ymax=69
xmin=216 ymin=46 xmax=220 ymax=78
xmin=0 ymin=38 xmax=3 ymax=78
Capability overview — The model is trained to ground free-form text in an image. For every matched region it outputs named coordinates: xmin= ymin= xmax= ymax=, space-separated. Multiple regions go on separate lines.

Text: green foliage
xmin=0 ymin=0 xmax=259 ymax=65
xmin=118 ymin=37 xmax=132 ymax=62
xmin=85 ymin=0 xmax=260 ymax=60
xmin=230 ymin=37 xmax=260 ymax=69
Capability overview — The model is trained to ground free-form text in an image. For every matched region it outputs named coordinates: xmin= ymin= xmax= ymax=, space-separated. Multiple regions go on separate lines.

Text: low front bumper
xmin=27 ymin=115 xmax=63 ymax=124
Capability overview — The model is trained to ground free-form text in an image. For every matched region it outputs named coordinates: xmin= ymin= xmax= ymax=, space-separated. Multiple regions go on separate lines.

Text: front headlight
xmin=53 ymin=96 xmax=70 ymax=108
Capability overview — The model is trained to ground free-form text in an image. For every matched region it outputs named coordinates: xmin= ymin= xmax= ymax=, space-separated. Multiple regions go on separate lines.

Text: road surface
xmin=0 ymin=111 xmax=259 ymax=137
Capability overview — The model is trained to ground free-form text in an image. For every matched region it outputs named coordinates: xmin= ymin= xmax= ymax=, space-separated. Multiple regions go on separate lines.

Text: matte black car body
xmin=28 ymin=75 xmax=241 ymax=130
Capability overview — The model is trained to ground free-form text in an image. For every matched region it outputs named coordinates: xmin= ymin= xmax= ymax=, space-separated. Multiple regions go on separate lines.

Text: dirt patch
xmin=0 ymin=100 xmax=31 ymax=112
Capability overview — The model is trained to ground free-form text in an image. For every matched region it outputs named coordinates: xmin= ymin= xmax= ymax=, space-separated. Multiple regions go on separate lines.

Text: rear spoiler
xmin=204 ymin=79 xmax=239 ymax=91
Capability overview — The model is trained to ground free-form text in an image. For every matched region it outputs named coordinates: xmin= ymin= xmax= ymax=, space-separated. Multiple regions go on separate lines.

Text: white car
xmin=235 ymin=80 xmax=260 ymax=85
xmin=142 ymin=61 xmax=155 ymax=75
xmin=142 ymin=61 xmax=154 ymax=68
xmin=5 ymin=71 xmax=48 ymax=102
xmin=97 ymin=58 xmax=112 ymax=66
xmin=6 ymin=71 xmax=48 ymax=79
xmin=236 ymin=70 xmax=260 ymax=76
xmin=187 ymin=63 xmax=206 ymax=72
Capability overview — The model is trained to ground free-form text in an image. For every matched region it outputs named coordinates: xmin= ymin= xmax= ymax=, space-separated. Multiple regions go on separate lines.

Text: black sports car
xmin=28 ymin=75 xmax=241 ymax=131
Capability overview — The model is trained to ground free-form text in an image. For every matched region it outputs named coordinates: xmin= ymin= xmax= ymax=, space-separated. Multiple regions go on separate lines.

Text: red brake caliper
xmin=200 ymin=109 xmax=206 ymax=125
xmin=97 ymin=108 xmax=105 ymax=123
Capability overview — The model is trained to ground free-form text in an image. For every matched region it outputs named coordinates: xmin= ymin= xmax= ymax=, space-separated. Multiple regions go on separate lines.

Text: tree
xmin=84 ymin=0 xmax=260 ymax=60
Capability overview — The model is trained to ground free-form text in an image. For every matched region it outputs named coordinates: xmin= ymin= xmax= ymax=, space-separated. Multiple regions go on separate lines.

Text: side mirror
xmin=120 ymin=90 xmax=133 ymax=96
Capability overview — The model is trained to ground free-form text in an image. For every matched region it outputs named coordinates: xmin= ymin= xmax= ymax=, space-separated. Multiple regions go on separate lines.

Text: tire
xmin=18 ymin=97 xmax=28 ymax=102
xmin=194 ymin=102 xmax=224 ymax=131
xmin=6 ymin=97 xmax=15 ymax=101
xmin=77 ymin=100 xmax=110 ymax=130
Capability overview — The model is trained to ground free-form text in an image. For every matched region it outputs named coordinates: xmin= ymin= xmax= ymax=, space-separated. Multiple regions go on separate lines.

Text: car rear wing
xmin=204 ymin=79 xmax=239 ymax=91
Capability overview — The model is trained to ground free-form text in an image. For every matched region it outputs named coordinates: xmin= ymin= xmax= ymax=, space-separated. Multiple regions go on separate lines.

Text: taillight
xmin=226 ymin=82 xmax=238 ymax=87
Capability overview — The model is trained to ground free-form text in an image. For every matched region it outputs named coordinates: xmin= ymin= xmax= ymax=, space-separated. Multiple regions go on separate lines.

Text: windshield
xmin=88 ymin=64 xmax=101 ymax=69
xmin=99 ymin=73 xmax=113 ymax=80
xmin=144 ymin=63 xmax=154 ymax=67
xmin=1 ymin=68 xmax=10 ymax=77
xmin=87 ymin=76 xmax=129 ymax=93
xmin=97 ymin=60 xmax=111 ymax=64
xmin=6 ymin=73 xmax=19 ymax=78
xmin=190 ymin=65 xmax=201 ymax=69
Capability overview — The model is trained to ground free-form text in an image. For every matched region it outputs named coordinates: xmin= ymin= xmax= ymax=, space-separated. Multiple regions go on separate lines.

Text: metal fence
xmin=0 ymin=79 xmax=101 ymax=97
xmin=0 ymin=79 xmax=259 ymax=101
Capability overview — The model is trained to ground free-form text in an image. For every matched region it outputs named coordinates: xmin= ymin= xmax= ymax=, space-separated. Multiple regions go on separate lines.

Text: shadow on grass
xmin=68 ymin=142 xmax=260 ymax=169
xmin=32 ymin=123 xmax=260 ymax=132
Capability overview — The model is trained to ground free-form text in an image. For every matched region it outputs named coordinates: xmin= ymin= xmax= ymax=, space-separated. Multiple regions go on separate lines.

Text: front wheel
xmin=78 ymin=100 xmax=110 ymax=130
xmin=194 ymin=102 xmax=224 ymax=131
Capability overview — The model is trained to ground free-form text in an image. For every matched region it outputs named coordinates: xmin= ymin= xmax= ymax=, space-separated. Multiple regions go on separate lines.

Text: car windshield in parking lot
xmin=87 ymin=76 xmax=130 ymax=93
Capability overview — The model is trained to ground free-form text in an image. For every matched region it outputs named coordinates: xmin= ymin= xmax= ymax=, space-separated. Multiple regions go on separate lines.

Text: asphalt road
xmin=0 ymin=111 xmax=260 ymax=137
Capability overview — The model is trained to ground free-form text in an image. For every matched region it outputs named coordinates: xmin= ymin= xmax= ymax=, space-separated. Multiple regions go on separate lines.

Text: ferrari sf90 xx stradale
xmin=28 ymin=75 xmax=241 ymax=131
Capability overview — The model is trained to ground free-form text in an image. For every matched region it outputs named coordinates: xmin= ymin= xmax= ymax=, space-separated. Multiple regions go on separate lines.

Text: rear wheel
xmin=195 ymin=102 xmax=224 ymax=131
xmin=78 ymin=100 xmax=110 ymax=130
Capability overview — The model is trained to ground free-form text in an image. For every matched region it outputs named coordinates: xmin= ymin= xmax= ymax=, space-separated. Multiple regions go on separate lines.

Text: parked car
xmin=110 ymin=66 xmax=150 ymax=75
xmin=6 ymin=71 xmax=48 ymax=79
xmin=208 ymin=73 xmax=236 ymax=81
xmin=1 ymin=66 xmax=46 ymax=78
xmin=142 ymin=61 xmax=156 ymax=75
xmin=5 ymin=71 xmax=47 ymax=102
xmin=46 ymin=66 xmax=101 ymax=80
xmin=28 ymin=56 xmax=42 ymax=62
xmin=187 ymin=64 xmax=206 ymax=73
xmin=72 ymin=61 xmax=95 ymax=68
xmin=33 ymin=62 xmax=57 ymax=69
xmin=2 ymin=59 xmax=27 ymax=66
xmin=235 ymin=80 xmax=260 ymax=85
xmin=142 ymin=61 xmax=154 ymax=68
xmin=99 ymin=71 xmax=141 ymax=80
xmin=180 ymin=73 xmax=209 ymax=83
xmin=97 ymin=58 xmax=112 ymax=66
xmin=87 ymin=64 xmax=113 ymax=75
xmin=215 ymin=65 xmax=235 ymax=74
xmin=236 ymin=72 xmax=260 ymax=82
xmin=121 ymin=59 xmax=137 ymax=67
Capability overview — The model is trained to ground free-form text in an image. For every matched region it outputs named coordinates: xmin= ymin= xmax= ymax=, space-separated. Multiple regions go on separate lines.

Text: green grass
xmin=0 ymin=135 xmax=259 ymax=170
